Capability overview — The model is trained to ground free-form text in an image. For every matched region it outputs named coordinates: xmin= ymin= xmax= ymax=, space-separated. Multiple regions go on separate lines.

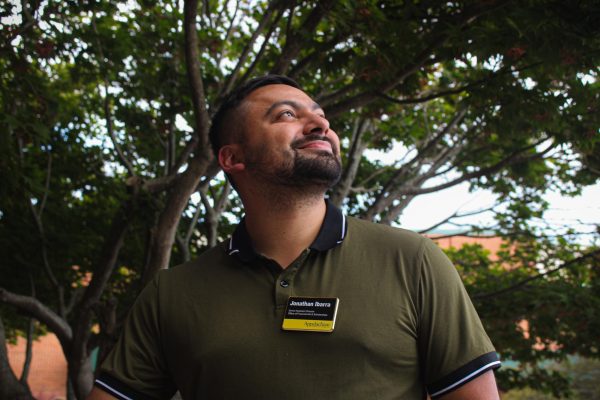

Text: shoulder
xmin=347 ymin=216 xmax=423 ymax=239
xmin=152 ymin=241 xmax=234 ymax=292
xmin=344 ymin=217 xmax=454 ymax=278
xmin=346 ymin=216 xmax=437 ymax=254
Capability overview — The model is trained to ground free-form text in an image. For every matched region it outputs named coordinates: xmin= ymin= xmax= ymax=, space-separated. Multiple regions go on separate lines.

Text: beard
xmin=245 ymin=135 xmax=342 ymax=190
xmin=282 ymin=149 xmax=342 ymax=187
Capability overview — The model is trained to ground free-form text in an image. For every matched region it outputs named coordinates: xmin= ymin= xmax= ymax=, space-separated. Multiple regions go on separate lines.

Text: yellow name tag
xmin=282 ymin=297 xmax=339 ymax=333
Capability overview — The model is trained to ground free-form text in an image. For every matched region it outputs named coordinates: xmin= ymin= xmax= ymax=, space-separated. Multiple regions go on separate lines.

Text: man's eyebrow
xmin=264 ymin=100 xmax=324 ymax=117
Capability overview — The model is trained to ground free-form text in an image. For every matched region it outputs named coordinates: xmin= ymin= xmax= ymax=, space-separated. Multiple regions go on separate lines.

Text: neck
xmin=241 ymin=189 xmax=327 ymax=268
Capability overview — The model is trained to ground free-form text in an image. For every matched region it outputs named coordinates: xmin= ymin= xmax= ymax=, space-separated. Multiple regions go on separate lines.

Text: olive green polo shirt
xmin=96 ymin=201 xmax=499 ymax=399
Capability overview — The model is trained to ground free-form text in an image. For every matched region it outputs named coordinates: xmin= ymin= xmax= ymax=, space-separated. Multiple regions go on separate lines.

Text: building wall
xmin=428 ymin=234 xmax=504 ymax=259
xmin=7 ymin=334 xmax=67 ymax=400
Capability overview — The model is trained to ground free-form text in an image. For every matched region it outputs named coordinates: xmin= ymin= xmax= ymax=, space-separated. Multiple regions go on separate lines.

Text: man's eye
xmin=280 ymin=110 xmax=295 ymax=118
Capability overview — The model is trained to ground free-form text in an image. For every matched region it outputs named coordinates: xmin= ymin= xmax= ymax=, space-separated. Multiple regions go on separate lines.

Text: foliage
xmin=502 ymin=357 xmax=600 ymax=399
xmin=444 ymin=237 xmax=600 ymax=396
xmin=0 ymin=0 xmax=598 ymax=398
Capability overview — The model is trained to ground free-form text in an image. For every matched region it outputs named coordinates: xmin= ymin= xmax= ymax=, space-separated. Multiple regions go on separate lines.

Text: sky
xmin=363 ymin=143 xmax=599 ymax=245
xmin=398 ymin=179 xmax=599 ymax=244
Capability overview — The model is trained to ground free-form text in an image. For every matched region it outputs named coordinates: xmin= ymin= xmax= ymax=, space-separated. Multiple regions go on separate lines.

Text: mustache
xmin=291 ymin=134 xmax=335 ymax=149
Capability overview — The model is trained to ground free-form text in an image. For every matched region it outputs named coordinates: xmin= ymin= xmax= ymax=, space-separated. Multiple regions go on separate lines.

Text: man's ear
xmin=218 ymin=144 xmax=246 ymax=175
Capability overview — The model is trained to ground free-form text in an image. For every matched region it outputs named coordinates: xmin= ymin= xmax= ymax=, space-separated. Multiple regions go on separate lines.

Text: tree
xmin=445 ymin=239 xmax=600 ymax=397
xmin=0 ymin=317 xmax=33 ymax=399
xmin=1 ymin=0 xmax=598 ymax=398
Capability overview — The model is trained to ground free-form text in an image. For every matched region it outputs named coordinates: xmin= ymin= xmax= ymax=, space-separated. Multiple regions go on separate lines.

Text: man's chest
xmin=161 ymin=259 xmax=423 ymax=399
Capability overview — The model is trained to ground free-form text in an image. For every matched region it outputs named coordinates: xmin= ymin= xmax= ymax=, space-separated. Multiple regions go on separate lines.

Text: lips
xmin=293 ymin=134 xmax=335 ymax=153
xmin=297 ymin=140 xmax=333 ymax=152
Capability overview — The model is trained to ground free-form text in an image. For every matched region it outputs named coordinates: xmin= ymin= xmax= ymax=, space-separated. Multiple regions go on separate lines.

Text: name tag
xmin=282 ymin=297 xmax=339 ymax=333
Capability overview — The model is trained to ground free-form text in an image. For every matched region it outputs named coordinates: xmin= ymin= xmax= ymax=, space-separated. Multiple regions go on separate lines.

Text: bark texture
xmin=0 ymin=317 xmax=34 ymax=400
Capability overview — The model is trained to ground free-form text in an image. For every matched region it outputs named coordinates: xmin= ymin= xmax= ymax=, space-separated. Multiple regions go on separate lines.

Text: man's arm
xmin=86 ymin=387 xmax=118 ymax=400
xmin=438 ymin=370 xmax=500 ymax=400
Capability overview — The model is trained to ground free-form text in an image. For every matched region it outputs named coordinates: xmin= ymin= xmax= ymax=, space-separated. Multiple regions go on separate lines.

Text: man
xmin=88 ymin=75 xmax=501 ymax=399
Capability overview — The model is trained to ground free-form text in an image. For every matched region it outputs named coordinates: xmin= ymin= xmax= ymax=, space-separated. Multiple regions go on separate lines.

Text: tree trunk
xmin=0 ymin=317 xmax=34 ymax=400
xmin=142 ymin=153 xmax=212 ymax=285
xmin=67 ymin=352 xmax=94 ymax=400
xmin=19 ymin=317 xmax=34 ymax=384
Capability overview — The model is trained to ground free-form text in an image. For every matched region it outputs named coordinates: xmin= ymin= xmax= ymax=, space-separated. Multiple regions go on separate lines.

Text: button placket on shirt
xmin=274 ymin=249 xmax=310 ymax=308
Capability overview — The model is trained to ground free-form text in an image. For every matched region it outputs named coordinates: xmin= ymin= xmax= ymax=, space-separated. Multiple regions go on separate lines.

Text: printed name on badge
xmin=282 ymin=296 xmax=339 ymax=333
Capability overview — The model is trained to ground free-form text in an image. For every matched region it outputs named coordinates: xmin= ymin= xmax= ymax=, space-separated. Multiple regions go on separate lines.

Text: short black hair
xmin=209 ymin=75 xmax=301 ymax=158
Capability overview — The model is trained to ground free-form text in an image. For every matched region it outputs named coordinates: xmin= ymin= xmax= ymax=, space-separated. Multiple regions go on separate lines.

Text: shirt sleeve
xmin=416 ymin=238 xmax=501 ymax=398
xmin=95 ymin=273 xmax=177 ymax=400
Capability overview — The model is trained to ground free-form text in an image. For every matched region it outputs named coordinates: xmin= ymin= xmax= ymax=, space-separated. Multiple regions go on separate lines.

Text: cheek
xmin=330 ymin=131 xmax=342 ymax=153
xmin=247 ymin=125 xmax=298 ymax=155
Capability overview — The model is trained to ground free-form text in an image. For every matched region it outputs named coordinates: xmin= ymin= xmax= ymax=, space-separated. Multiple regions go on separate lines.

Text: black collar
xmin=227 ymin=200 xmax=347 ymax=263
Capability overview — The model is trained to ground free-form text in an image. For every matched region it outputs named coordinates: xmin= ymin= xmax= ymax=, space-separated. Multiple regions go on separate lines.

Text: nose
xmin=303 ymin=113 xmax=330 ymax=136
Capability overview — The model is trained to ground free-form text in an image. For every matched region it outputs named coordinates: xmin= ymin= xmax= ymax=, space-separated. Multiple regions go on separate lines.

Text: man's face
xmin=237 ymin=84 xmax=342 ymax=189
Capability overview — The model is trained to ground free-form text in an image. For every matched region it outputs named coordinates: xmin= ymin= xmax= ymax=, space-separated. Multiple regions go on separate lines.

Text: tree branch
xmin=318 ymin=81 xmax=362 ymax=108
xmin=102 ymin=84 xmax=137 ymax=176
xmin=64 ymin=287 xmax=85 ymax=317
xmin=178 ymin=173 xmax=222 ymax=261
xmin=184 ymin=0 xmax=211 ymax=143
xmin=125 ymin=174 xmax=178 ymax=194
xmin=239 ymin=7 xmax=284 ymax=85
xmin=417 ymin=206 xmax=496 ymax=234
xmin=167 ymin=134 xmax=197 ymax=175
xmin=38 ymin=151 xmax=51 ymax=216
xmin=378 ymin=85 xmax=471 ymax=105
xmin=288 ymin=32 xmax=349 ymax=79
xmin=199 ymin=177 xmax=231 ymax=248
xmin=380 ymin=126 xmax=467 ymax=223
xmin=200 ymin=0 xmax=211 ymax=28
xmin=20 ymin=316 xmax=34 ymax=384
xmin=141 ymin=1 xmax=217 ymax=283
xmin=270 ymin=0 xmax=335 ymax=75
xmin=380 ymin=194 xmax=414 ymax=225
xmin=215 ymin=184 xmax=231 ymax=213
xmin=324 ymin=1 xmax=512 ymax=118
xmin=396 ymin=138 xmax=556 ymax=196
xmin=369 ymin=136 xmax=553 ymax=223
xmin=364 ymin=108 xmax=467 ymax=220
xmin=221 ymin=0 xmax=280 ymax=95
xmin=375 ymin=62 xmax=543 ymax=106
xmin=166 ymin=119 xmax=176 ymax=175
xmin=91 ymin=14 xmax=137 ymax=177
xmin=15 ymin=136 xmax=66 ymax=316
xmin=324 ymin=34 xmax=449 ymax=118
xmin=473 ymin=249 xmax=600 ymax=300
xmin=19 ymin=273 xmax=36 ymax=384
xmin=0 ymin=316 xmax=34 ymax=399
xmin=185 ymin=200 xmax=204 ymax=244
xmin=410 ymin=107 xmax=468 ymax=171
xmin=77 ymin=198 xmax=135 ymax=317
xmin=424 ymin=231 xmax=474 ymax=240
xmin=214 ymin=0 xmax=240 ymax=70
xmin=329 ymin=117 xmax=372 ymax=206
xmin=0 ymin=288 xmax=72 ymax=347
xmin=68 ymin=196 xmax=138 ymax=379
